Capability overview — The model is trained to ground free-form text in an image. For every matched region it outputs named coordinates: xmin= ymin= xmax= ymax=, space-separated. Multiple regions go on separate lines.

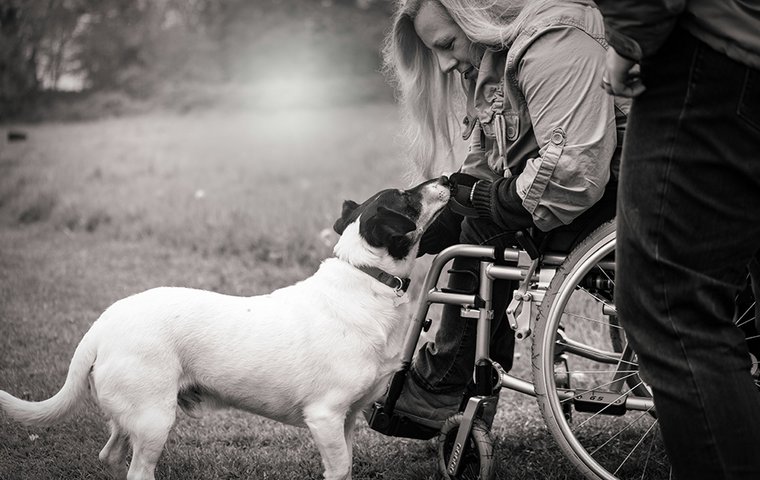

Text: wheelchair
xmin=367 ymin=218 xmax=760 ymax=480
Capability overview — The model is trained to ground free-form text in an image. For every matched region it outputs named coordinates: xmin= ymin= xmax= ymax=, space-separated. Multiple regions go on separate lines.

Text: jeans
xmin=411 ymin=213 xmax=517 ymax=394
xmin=616 ymin=26 xmax=760 ymax=480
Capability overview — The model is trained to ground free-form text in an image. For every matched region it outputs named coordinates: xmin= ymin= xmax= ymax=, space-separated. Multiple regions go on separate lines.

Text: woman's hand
xmin=449 ymin=172 xmax=480 ymax=217
xmin=601 ymin=48 xmax=646 ymax=98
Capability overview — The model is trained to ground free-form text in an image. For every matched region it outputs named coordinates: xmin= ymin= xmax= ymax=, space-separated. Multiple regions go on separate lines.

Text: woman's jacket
xmin=461 ymin=0 xmax=629 ymax=232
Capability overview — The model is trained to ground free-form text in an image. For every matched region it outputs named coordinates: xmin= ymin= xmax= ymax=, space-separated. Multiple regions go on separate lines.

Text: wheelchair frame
xmin=368 ymin=220 xmax=671 ymax=480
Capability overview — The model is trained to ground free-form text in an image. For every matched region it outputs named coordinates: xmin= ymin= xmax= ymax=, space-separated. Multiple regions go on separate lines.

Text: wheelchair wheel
xmin=532 ymin=220 xmax=670 ymax=480
xmin=437 ymin=414 xmax=494 ymax=480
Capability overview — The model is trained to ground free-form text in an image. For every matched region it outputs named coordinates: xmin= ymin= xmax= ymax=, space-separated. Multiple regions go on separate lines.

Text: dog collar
xmin=357 ymin=265 xmax=411 ymax=297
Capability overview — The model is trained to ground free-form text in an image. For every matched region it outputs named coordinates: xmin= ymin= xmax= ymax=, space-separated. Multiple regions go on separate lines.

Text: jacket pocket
xmin=461 ymin=115 xmax=478 ymax=140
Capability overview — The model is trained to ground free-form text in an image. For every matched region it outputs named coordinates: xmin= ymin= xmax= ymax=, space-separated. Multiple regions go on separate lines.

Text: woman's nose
xmin=437 ymin=54 xmax=458 ymax=74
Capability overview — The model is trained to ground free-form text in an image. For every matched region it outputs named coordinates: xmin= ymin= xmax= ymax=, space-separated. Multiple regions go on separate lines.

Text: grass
xmin=0 ymin=104 xmax=595 ymax=480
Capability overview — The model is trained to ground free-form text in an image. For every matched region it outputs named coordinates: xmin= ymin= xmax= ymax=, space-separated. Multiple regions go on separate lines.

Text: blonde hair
xmin=384 ymin=0 xmax=557 ymax=179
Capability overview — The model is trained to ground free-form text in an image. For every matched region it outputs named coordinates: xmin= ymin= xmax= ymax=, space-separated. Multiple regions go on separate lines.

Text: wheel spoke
xmin=735 ymin=302 xmax=756 ymax=328
xmin=565 ymin=369 xmax=641 ymax=375
xmin=612 ymin=420 xmax=661 ymax=476
xmin=577 ymin=287 xmax=616 ymax=312
xmin=588 ymin=406 xmax=657 ymax=456
xmin=596 ymin=262 xmax=615 ymax=286
xmin=532 ymin=222 xmax=672 ymax=480
xmin=640 ymin=423 xmax=663 ymax=480
xmin=562 ymin=310 xmax=624 ymax=330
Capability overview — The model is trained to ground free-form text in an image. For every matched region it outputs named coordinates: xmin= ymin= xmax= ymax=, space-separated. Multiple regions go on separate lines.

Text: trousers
xmin=411 ymin=210 xmax=517 ymax=394
xmin=616 ymin=26 xmax=760 ymax=479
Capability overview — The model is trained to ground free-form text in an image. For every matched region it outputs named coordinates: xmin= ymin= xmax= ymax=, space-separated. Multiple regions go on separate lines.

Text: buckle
xmin=392 ymin=276 xmax=405 ymax=296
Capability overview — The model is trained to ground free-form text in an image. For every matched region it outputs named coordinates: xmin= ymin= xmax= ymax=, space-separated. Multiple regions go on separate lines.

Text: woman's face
xmin=414 ymin=1 xmax=477 ymax=78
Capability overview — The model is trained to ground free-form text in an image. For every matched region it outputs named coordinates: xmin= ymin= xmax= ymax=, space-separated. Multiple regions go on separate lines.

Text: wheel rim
xmin=540 ymin=233 xmax=671 ymax=480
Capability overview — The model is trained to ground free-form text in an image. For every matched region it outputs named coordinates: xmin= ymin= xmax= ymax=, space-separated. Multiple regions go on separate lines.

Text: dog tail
xmin=0 ymin=328 xmax=98 ymax=427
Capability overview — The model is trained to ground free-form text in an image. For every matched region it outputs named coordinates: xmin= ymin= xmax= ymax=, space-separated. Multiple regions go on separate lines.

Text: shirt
xmin=598 ymin=0 xmax=760 ymax=70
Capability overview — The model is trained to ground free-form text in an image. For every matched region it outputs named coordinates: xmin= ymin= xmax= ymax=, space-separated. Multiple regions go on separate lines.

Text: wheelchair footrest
xmin=366 ymin=402 xmax=439 ymax=440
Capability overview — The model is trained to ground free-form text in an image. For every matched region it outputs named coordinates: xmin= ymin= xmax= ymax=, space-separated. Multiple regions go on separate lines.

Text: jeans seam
xmin=737 ymin=69 xmax=760 ymax=133
xmin=656 ymin=41 xmax=727 ymax=475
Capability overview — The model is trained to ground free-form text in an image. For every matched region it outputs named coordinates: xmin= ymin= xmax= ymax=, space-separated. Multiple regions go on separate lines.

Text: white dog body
xmin=92 ymin=259 xmax=408 ymax=428
xmin=0 ymin=177 xmax=451 ymax=480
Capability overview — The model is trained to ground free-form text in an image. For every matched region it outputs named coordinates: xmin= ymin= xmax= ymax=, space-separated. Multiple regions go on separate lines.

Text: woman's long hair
xmin=384 ymin=0 xmax=557 ymax=179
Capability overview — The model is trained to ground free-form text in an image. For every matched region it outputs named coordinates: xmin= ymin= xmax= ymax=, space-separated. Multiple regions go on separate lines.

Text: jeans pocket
xmin=738 ymin=69 xmax=760 ymax=133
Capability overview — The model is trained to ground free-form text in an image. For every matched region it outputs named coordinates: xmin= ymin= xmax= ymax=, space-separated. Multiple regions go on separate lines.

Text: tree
xmin=0 ymin=3 xmax=41 ymax=107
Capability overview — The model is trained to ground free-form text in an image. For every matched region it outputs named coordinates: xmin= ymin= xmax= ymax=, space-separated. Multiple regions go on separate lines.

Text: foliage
xmin=0 ymin=0 xmax=393 ymax=121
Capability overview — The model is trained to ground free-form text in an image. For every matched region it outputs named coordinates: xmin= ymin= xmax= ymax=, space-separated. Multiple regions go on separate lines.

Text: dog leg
xmin=99 ymin=420 xmax=130 ymax=479
xmin=304 ymin=408 xmax=351 ymax=480
xmin=344 ymin=410 xmax=360 ymax=478
xmin=125 ymin=407 xmax=175 ymax=480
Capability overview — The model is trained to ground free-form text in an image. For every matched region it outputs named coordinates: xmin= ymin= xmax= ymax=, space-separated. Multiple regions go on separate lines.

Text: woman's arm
xmin=470 ymin=25 xmax=618 ymax=232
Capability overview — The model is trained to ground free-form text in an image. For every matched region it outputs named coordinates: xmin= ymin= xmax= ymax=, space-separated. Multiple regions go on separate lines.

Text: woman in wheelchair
xmin=376 ymin=0 xmax=629 ymax=437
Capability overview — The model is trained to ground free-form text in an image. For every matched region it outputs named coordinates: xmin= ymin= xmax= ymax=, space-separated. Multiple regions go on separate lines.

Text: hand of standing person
xmin=601 ymin=48 xmax=646 ymax=98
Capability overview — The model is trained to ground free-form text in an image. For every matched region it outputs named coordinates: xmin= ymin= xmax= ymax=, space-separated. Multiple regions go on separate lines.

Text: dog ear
xmin=333 ymin=200 xmax=360 ymax=235
xmin=376 ymin=206 xmax=417 ymax=235
xmin=361 ymin=206 xmax=417 ymax=259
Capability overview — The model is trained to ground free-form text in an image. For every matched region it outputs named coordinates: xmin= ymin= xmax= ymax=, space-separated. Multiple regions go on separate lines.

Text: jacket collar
xmin=472 ymin=48 xmax=508 ymax=123
xmin=460 ymin=48 xmax=509 ymax=139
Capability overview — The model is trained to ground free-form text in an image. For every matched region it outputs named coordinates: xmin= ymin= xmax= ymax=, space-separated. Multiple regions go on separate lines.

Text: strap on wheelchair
xmin=441 ymin=268 xmax=479 ymax=295
xmin=515 ymin=229 xmax=540 ymax=260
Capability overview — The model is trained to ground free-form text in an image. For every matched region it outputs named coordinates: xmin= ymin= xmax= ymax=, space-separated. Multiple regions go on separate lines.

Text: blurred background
xmin=0 ymin=0 xmax=395 ymax=120
xmin=0 ymin=2 xmax=582 ymax=479
xmin=0 ymin=0 xmax=410 ymax=287
xmin=0 ymin=2 xmax=478 ymax=479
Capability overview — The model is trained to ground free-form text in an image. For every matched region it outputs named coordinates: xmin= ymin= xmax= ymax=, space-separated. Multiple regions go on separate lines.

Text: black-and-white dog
xmin=0 ymin=177 xmax=451 ymax=480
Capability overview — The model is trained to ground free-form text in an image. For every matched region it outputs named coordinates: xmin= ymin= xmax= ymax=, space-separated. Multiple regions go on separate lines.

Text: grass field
xmin=0 ymin=104 xmax=591 ymax=479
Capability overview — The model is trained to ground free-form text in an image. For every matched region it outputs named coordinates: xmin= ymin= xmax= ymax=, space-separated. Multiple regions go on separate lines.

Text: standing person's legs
xmin=617 ymin=27 xmax=760 ymax=480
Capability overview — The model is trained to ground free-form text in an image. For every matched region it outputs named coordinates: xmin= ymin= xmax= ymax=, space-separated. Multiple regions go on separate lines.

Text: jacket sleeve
xmin=514 ymin=25 xmax=617 ymax=231
xmin=596 ymin=0 xmax=686 ymax=61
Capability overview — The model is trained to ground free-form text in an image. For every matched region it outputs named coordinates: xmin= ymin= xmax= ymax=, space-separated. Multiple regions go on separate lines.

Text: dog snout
xmin=436 ymin=176 xmax=456 ymax=195
xmin=440 ymin=175 xmax=458 ymax=196
xmin=413 ymin=177 xmax=451 ymax=204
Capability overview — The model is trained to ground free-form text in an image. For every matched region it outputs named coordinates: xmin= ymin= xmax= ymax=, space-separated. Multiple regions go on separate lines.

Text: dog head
xmin=332 ymin=177 xmax=451 ymax=276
